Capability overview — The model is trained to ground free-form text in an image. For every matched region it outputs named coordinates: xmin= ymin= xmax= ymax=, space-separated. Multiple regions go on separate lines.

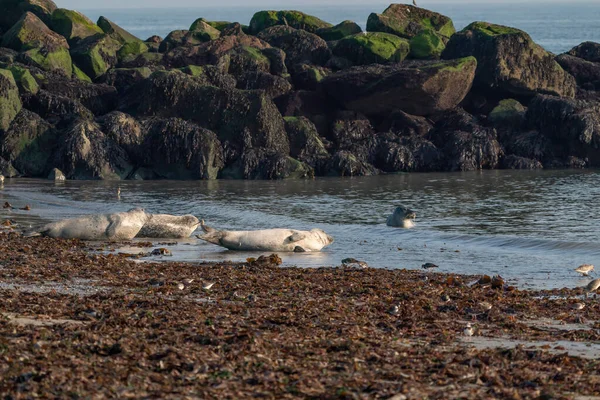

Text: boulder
xmin=2 ymin=12 xmax=72 ymax=75
xmin=261 ymin=47 xmax=288 ymax=77
xmin=8 ymin=65 xmax=39 ymax=94
xmin=442 ymin=22 xmax=576 ymax=98
xmin=137 ymin=117 xmax=223 ymax=179
xmin=321 ymin=57 xmax=477 ymax=117
xmin=159 ymin=29 xmax=217 ymax=53
xmin=370 ymin=132 xmax=443 ymax=172
xmin=1 ymin=109 xmax=54 ymax=176
xmin=121 ymin=70 xmax=289 ymax=163
xmin=72 ymin=64 xmax=91 ymax=82
xmin=237 ymin=71 xmax=292 ymax=98
xmin=50 ymin=8 xmax=103 ymax=44
xmin=367 ymin=4 xmax=455 ymax=39
xmin=118 ymin=52 xmax=163 ymax=69
xmin=0 ymin=68 xmax=22 ymax=131
xmin=289 ymin=64 xmax=330 ymax=91
xmin=330 ymin=111 xmax=375 ymax=148
xmin=488 ymin=99 xmax=526 ymax=128
xmin=0 ymin=0 xmax=57 ymax=31
xmin=333 ymin=32 xmax=409 ymax=65
xmin=378 ymin=110 xmax=433 ymax=137
xmin=219 ymin=23 xmax=246 ymax=37
xmin=158 ymin=30 xmax=188 ymax=53
xmin=70 ymin=34 xmax=121 ymax=80
xmin=188 ymin=19 xmax=220 ymax=42
xmin=324 ymin=150 xmax=378 ymax=177
xmin=22 ymin=89 xmax=93 ymax=125
xmin=429 ymin=109 xmax=503 ymax=171
xmin=221 ymin=148 xmax=313 ymax=180
xmin=0 ymin=48 xmax=18 ymax=64
xmin=275 ymin=90 xmax=334 ymax=137
xmin=95 ymin=111 xmax=142 ymax=156
xmin=102 ymin=67 xmax=151 ymax=93
xmin=409 ymin=29 xmax=445 ymax=60
xmin=257 ymin=26 xmax=331 ymax=67
xmin=144 ymin=35 xmax=162 ymax=53
xmin=249 ymin=10 xmax=332 ymax=34
xmin=500 ymin=155 xmax=543 ymax=170
xmin=52 ymin=117 xmax=132 ymax=179
xmin=0 ymin=157 xmax=19 ymax=177
xmin=501 ymin=130 xmax=553 ymax=162
xmin=218 ymin=45 xmax=271 ymax=78
xmin=284 ymin=116 xmax=330 ymax=172
xmin=179 ymin=65 xmax=236 ymax=89
xmin=97 ymin=16 xmax=141 ymax=44
xmin=40 ymin=78 xmax=118 ymax=115
xmin=567 ymin=42 xmax=600 ymax=63
xmin=526 ymin=95 xmax=600 ymax=150
xmin=316 ymin=20 xmax=362 ymax=41
xmin=555 ymin=54 xmax=600 ymax=90
xmin=190 ymin=18 xmax=231 ymax=32
xmin=117 ymin=41 xmax=148 ymax=64
xmin=48 ymin=167 xmax=65 ymax=180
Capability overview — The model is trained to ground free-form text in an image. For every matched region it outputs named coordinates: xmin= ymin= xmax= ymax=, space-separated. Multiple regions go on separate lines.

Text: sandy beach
xmin=1 ymin=232 xmax=599 ymax=398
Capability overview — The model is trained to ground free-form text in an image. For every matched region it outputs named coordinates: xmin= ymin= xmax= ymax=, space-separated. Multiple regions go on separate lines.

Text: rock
xmin=7 ymin=65 xmax=39 ymax=94
xmin=179 ymin=65 xmax=236 ymax=89
xmin=567 ymin=42 xmax=600 ymax=63
xmin=290 ymin=64 xmax=329 ymax=91
xmin=0 ymin=68 xmax=22 ymax=131
xmin=162 ymin=34 xmax=271 ymax=70
xmin=190 ymin=18 xmax=231 ymax=32
xmin=378 ymin=110 xmax=433 ymax=137
xmin=95 ymin=111 xmax=142 ymax=157
xmin=526 ymin=94 xmax=600 ymax=150
xmin=218 ymin=45 xmax=271 ymax=78
xmin=429 ymin=109 xmax=503 ymax=171
xmin=316 ymin=20 xmax=362 ymax=41
xmin=236 ymin=71 xmax=292 ymax=98
xmin=500 ymin=155 xmax=543 ymax=170
xmin=159 ymin=29 xmax=217 ymax=54
xmin=40 ymin=78 xmax=117 ymax=115
xmin=488 ymin=99 xmax=526 ymax=128
xmin=22 ymin=89 xmax=93 ymax=125
xmin=257 ymin=26 xmax=331 ymax=67
xmin=158 ymin=30 xmax=188 ymax=53
xmin=72 ymin=64 xmax=91 ymax=82
xmin=0 ymin=157 xmax=19 ymax=177
xmin=2 ymin=12 xmax=72 ymax=76
xmin=136 ymin=117 xmax=224 ymax=179
xmin=117 ymin=41 xmax=149 ymax=64
xmin=249 ymin=10 xmax=332 ymax=34
xmin=52 ymin=118 xmax=132 ymax=179
xmin=50 ymin=8 xmax=103 ymax=44
xmin=0 ymin=48 xmax=18 ymax=64
xmin=145 ymin=35 xmax=162 ymax=44
xmin=330 ymin=111 xmax=374 ymax=148
xmin=321 ymin=57 xmax=477 ymax=117
xmin=442 ymin=22 xmax=576 ymax=98
xmin=221 ymin=148 xmax=313 ymax=179
xmin=333 ymin=32 xmax=409 ymax=65
xmin=324 ymin=150 xmax=378 ymax=177
xmin=48 ymin=167 xmax=65 ymax=180
xmin=70 ymin=34 xmax=121 ymax=80
xmin=103 ymin=67 xmax=152 ymax=93
xmin=371 ymin=132 xmax=443 ymax=172
xmin=219 ymin=23 xmax=245 ymax=37
xmin=0 ymin=0 xmax=57 ymax=31
xmin=188 ymin=19 xmax=220 ymax=42
xmin=275 ymin=90 xmax=333 ymax=137
xmin=367 ymin=4 xmax=455 ymax=40
xmin=501 ymin=130 xmax=553 ymax=162
xmin=121 ymin=70 xmax=289 ymax=164
xmin=409 ymin=29 xmax=445 ymax=60
xmin=97 ymin=16 xmax=141 ymax=45
xmin=1 ymin=109 xmax=54 ymax=176
xmin=555 ymin=54 xmax=600 ymax=90
xmin=118 ymin=52 xmax=163 ymax=69
xmin=284 ymin=116 xmax=330 ymax=172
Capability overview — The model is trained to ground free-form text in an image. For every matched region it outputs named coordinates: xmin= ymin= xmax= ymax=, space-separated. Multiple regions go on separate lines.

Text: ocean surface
xmin=77 ymin=2 xmax=600 ymax=54
xmin=2 ymin=170 xmax=600 ymax=291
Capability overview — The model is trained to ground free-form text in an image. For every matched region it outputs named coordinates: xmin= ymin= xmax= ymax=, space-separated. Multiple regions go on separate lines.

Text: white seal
xmin=196 ymin=220 xmax=334 ymax=252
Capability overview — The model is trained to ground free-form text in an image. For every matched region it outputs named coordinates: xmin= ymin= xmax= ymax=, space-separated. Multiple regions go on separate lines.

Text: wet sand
xmin=1 ymin=232 xmax=599 ymax=398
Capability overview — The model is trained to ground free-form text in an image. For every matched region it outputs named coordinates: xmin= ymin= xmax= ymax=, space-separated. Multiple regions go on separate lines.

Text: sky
xmin=54 ymin=0 xmax=598 ymax=9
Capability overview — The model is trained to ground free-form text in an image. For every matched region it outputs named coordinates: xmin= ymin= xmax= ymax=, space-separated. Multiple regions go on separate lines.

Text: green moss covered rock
xmin=409 ymin=29 xmax=445 ymax=59
xmin=0 ymin=69 xmax=22 ymax=131
xmin=333 ymin=32 xmax=409 ymax=65
xmin=158 ymin=30 xmax=211 ymax=52
xmin=8 ymin=65 xmax=39 ymax=94
xmin=97 ymin=16 xmax=141 ymax=44
xmin=316 ymin=20 xmax=362 ymax=41
xmin=70 ymin=34 xmax=121 ymax=80
xmin=190 ymin=18 xmax=230 ymax=32
xmin=249 ymin=10 xmax=332 ymax=34
xmin=72 ymin=64 xmax=91 ymax=82
xmin=284 ymin=116 xmax=330 ymax=172
xmin=367 ymin=4 xmax=455 ymax=40
xmin=489 ymin=99 xmax=526 ymax=127
xmin=51 ymin=8 xmax=103 ymax=44
xmin=117 ymin=40 xmax=148 ymax=63
xmin=1 ymin=12 xmax=72 ymax=75
xmin=442 ymin=22 xmax=576 ymax=98
xmin=0 ymin=0 xmax=57 ymax=31
xmin=188 ymin=19 xmax=220 ymax=42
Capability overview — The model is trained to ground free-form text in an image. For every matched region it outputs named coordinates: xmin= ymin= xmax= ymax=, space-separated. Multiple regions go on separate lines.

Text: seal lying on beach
xmin=196 ymin=221 xmax=334 ymax=252
xmin=31 ymin=208 xmax=149 ymax=240
xmin=386 ymin=206 xmax=416 ymax=228
xmin=136 ymin=214 xmax=200 ymax=239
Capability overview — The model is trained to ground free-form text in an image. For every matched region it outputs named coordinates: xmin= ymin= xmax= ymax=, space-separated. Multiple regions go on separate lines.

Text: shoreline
xmin=1 ymin=233 xmax=599 ymax=397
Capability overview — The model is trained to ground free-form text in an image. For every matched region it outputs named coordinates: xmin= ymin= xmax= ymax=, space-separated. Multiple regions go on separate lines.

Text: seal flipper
xmin=200 ymin=220 xmax=216 ymax=233
xmin=286 ymin=232 xmax=306 ymax=243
